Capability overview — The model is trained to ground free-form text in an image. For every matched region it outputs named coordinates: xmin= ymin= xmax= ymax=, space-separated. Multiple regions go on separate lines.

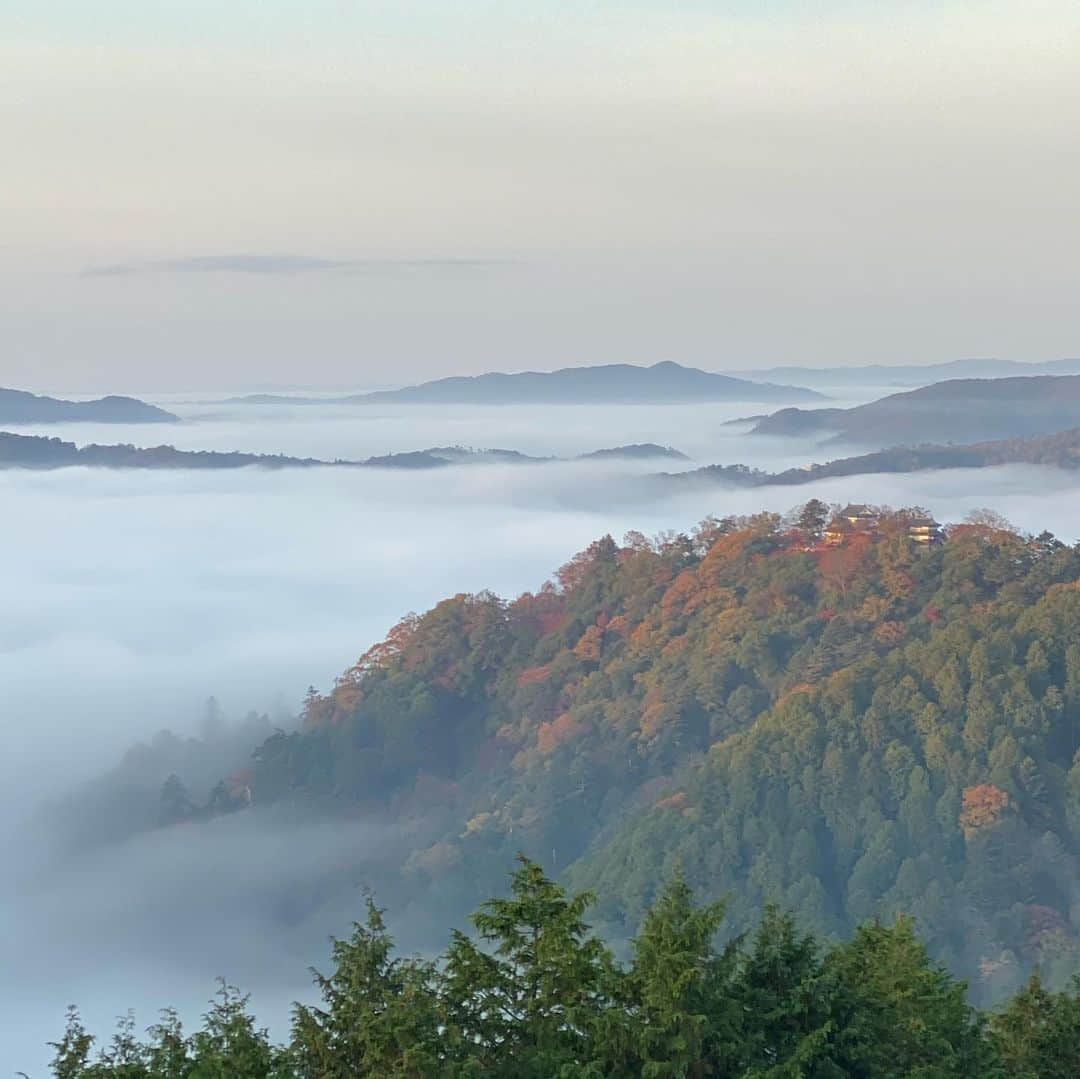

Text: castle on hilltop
xmin=824 ymin=503 xmax=943 ymax=547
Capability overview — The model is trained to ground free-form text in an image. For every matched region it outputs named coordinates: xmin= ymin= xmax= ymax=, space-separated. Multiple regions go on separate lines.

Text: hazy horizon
xmin=11 ymin=355 xmax=1080 ymax=401
xmin=5 ymin=1 xmax=1080 ymax=392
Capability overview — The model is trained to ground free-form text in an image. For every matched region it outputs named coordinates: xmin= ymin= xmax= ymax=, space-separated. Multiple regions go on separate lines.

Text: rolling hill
xmin=0 ymin=387 xmax=178 ymax=424
xmin=663 ymin=426 xmax=1080 ymax=491
xmin=733 ymin=357 xmax=1080 ymax=389
xmin=750 ymin=375 xmax=1080 ymax=447
xmin=0 ymin=432 xmax=691 ymax=472
xmin=228 ymin=361 xmax=824 ymax=406
xmin=71 ymin=507 xmax=1080 ymax=1005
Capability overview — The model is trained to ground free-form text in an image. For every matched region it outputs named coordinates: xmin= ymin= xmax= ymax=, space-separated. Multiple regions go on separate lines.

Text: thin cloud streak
xmin=7 ymin=397 xmax=1080 ymax=1072
xmin=81 ymin=254 xmax=520 ymax=277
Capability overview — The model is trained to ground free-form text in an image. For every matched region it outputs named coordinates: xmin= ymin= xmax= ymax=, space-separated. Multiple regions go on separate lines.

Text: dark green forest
xmin=49 ymin=858 xmax=1080 ymax=1077
xmin=59 ymin=502 xmax=1080 ymax=1035
xmin=246 ymin=506 xmax=1080 ymax=997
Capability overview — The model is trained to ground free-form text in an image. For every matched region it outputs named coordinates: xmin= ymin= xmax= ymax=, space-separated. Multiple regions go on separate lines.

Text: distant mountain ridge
xmin=226 ymin=361 xmax=824 ymax=406
xmin=661 ymin=426 xmax=1080 ymax=491
xmin=0 ymin=433 xmax=690 ymax=472
xmin=0 ymin=433 xmax=334 ymax=471
xmin=733 ymin=357 xmax=1080 ymax=389
xmin=14 ymin=416 xmax=1080 ymax=489
xmin=0 ymin=387 xmax=178 ymax=424
xmin=750 ymin=375 xmax=1080 ymax=447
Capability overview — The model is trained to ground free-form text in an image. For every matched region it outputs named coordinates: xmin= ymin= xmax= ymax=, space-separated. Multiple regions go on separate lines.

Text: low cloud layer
xmin=7 ymin=396 xmax=1080 ymax=1072
xmin=5 ymin=808 xmax=411 ymax=1075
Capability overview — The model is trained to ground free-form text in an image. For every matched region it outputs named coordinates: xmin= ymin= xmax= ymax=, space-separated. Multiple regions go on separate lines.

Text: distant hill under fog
xmin=733 ymin=357 xmax=1080 ymax=389
xmin=0 ymin=433 xmax=689 ymax=472
xmin=660 ymin=425 xmax=1080 ymax=491
xmin=0 ymin=387 xmax=178 ymax=424
xmin=749 ymin=375 xmax=1080 ymax=447
xmin=227 ymin=361 xmax=824 ymax=406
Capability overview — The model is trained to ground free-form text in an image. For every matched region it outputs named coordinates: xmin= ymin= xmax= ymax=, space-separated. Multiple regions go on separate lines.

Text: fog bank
xmin=7 ymin=399 xmax=1080 ymax=1072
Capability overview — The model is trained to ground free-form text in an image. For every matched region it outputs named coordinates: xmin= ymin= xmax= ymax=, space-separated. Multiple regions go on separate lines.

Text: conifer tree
xmin=627 ymin=874 xmax=736 ymax=1077
xmin=441 ymin=855 xmax=614 ymax=1077
xmin=991 ymin=972 xmax=1080 ymax=1079
xmin=291 ymin=899 xmax=440 ymax=1077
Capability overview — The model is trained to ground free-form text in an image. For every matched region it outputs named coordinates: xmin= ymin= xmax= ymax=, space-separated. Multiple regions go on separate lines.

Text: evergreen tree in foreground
xmin=47 ymin=857 xmax=1080 ymax=1078
xmin=291 ymin=898 xmax=441 ymax=1077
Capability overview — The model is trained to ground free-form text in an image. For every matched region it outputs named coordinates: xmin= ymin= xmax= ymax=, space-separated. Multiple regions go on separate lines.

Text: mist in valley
xmin=7 ymin=396 xmax=1080 ymax=1071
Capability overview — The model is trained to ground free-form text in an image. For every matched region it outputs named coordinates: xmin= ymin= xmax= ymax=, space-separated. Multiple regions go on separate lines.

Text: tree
xmin=796 ymin=500 xmax=830 ymax=542
xmin=822 ymin=917 xmax=994 ymax=1077
xmin=49 ymin=1008 xmax=95 ymax=1079
xmin=964 ymin=508 xmax=1017 ymax=534
xmin=627 ymin=874 xmax=736 ymax=1077
xmin=188 ymin=982 xmax=281 ymax=1078
xmin=291 ymin=899 xmax=441 ymax=1077
xmin=992 ymin=973 xmax=1080 ymax=1079
xmin=440 ymin=855 xmax=615 ymax=1077
xmin=143 ymin=1010 xmax=190 ymax=1077
xmin=158 ymin=774 xmax=193 ymax=826
xmin=732 ymin=905 xmax=822 ymax=1073
xmin=42 ymin=861 xmax=1080 ymax=1076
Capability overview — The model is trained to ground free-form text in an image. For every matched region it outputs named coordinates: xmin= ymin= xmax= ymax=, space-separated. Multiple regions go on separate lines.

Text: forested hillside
xmin=0 ymin=431 xmax=687 ymax=472
xmin=750 ymin=375 xmax=1080 ymax=446
xmin=670 ymin=425 xmax=1080 ymax=491
xmin=86 ymin=504 xmax=1080 ymax=1001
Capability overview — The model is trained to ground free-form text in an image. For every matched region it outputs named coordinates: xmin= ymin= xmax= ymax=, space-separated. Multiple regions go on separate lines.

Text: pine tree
xmin=823 ymin=917 xmax=995 ymax=1077
xmin=158 ymin=774 xmax=193 ymax=826
xmin=627 ymin=874 xmax=737 ymax=1077
xmin=991 ymin=973 xmax=1080 ymax=1079
xmin=731 ymin=905 xmax=823 ymax=1074
xmin=49 ymin=1007 xmax=95 ymax=1079
xmin=188 ymin=982 xmax=281 ymax=1078
xmin=440 ymin=855 xmax=614 ymax=1077
xmin=291 ymin=899 xmax=441 ymax=1078
xmin=796 ymin=499 xmax=829 ymax=542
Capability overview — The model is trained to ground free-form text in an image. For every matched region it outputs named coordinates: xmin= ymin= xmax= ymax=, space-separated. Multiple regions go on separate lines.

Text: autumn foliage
xmin=960 ymin=784 xmax=1012 ymax=834
xmin=219 ymin=504 xmax=1080 ymax=997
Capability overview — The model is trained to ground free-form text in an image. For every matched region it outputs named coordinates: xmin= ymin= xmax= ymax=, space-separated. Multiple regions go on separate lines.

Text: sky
xmin=2 ymin=1 xmax=1079 ymax=390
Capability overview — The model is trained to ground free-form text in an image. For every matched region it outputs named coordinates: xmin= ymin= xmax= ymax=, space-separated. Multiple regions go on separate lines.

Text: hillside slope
xmin=751 ymin=375 xmax=1080 ymax=447
xmin=67 ymin=509 xmax=1080 ymax=1002
xmin=164 ymin=510 xmax=1080 ymax=999
xmin=734 ymin=357 xmax=1080 ymax=389
xmin=575 ymin=566 xmax=1080 ymax=992
xmin=0 ymin=387 xmax=178 ymax=424
xmin=662 ymin=426 xmax=1080 ymax=491
xmin=229 ymin=362 xmax=823 ymax=406
xmin=0 ymin=432 xmax=691 ymax=471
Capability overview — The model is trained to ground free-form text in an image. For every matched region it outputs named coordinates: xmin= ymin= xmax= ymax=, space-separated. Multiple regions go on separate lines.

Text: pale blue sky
xmin=2 ymin=1 xmax=1078 ymax=390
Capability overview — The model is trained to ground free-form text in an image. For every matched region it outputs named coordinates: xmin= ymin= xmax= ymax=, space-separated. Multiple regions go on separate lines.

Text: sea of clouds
xmin=6 ymin=391 xmax=1080 ymax=1071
